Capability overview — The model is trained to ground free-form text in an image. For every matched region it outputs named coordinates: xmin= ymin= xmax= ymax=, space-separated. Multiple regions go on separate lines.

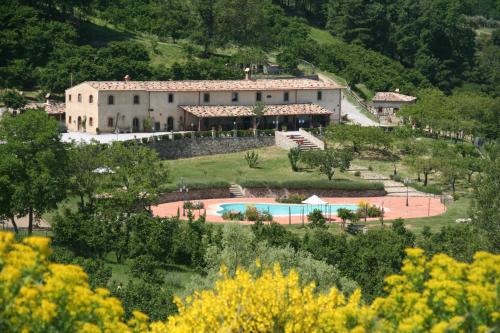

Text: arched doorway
xmin=77 ymin=116 xmax=82 ymax=131
xmin=132 ymin=117 xmax=140 ymax=132
xmin=167 ymin=117 xmax=174 ymax=131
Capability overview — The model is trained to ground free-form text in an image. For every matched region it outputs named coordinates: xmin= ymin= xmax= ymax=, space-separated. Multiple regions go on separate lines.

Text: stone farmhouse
xmin=65 ymin=73 xmax=344 ymax=134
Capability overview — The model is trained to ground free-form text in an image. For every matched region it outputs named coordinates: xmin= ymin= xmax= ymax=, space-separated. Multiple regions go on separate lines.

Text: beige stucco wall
xmin=65 ymin=83 xmax=342 ymax=134
xmin=65 ymin=84 xmax=99 ymax=133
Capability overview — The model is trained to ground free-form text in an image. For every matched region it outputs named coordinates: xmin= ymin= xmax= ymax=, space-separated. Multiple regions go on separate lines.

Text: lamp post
xmin=298 ymin=119 xmax=305 ymax=129
xmin=179 ymin=177 xmax=189 ymax=216
xmin=404 ymin=177 xmax=411 ymax=207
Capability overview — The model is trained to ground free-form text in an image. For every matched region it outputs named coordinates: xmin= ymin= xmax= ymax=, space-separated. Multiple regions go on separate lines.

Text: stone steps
xmin=286 ymin=134 xmax=320 ymax=151
xmin=229 ymin=184 xmax=244 ymax=198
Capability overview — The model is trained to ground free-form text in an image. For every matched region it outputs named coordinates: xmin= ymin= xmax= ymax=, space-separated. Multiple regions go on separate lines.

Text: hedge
xmin=238 ymin=179 xmax=384 ymax=191
xmin=163 ymin=180 xmax=231 ymax=193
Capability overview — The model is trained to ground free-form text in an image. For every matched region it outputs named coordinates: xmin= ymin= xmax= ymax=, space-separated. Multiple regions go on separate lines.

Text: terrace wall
xmin=158 ymin=187 xmax=230 ymax=203
xmin=150 ymin=136 xmax=275 ymax=159
xmin=243 ymin=187 xmax=385 ymax=198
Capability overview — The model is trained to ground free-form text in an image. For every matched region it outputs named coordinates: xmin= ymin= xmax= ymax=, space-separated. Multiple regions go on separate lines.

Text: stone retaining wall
xmin=244 ymin=187 xmax=386 ymax=198
xmin=158 ymin=188 xmax=230 ymax=203
xmin=157 ymin=186 xmax=385 ymax=204
xmin=149 ymin=136 xmax=275 ymax=159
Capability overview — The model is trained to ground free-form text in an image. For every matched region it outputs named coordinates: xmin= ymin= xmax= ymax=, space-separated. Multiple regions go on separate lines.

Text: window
xmin=284 ymin=92 xmax=289 ymax=102
xmin=108 ymin=117 xmax=114 ymax=127
xmin=89 ymin=117 xmax=93 ymax=126
xmin=256 ymin=92 xmax=262 ymax=102
xmin=203 ymin=93 xmax=210 ymax=103
xmin=68 ymin=94 xmax=72 ymax=102
xmin=168 ymin=93 xmax=174 ymax=103
xmin=108 ymin=95 xmax=114 ymax=105
xmin=317 ymin=91 xmax=322 ymax=101
xmin=78 ymin=94 xmax=82 ymax=103
xmin=89 ymin=95 xmax=93 ymax=103
xmin=231 ymin=92 xmax=239 ymax=102
xmin=68 ymin=116 xmax=72 ymax=124
xmin=133 ymin=95 xmax=140 ymax=104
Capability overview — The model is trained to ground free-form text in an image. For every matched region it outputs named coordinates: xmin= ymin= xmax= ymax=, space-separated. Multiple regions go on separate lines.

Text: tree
xmin=288 ymin=147 xmax=301 ymax=171
xmin=101 ymin=142 xmax=169 ymax=214
xmin=252 ymin=102 xmax=265 ymax=129
xmin=470 ymin=159 xmax=500 ymax=251
xmin=419 ymin=224 xmax=492 ymax=262
xmin=307 ymin=209 xmax=326 ymax=229
xmin=0 ymin=90 xmax=28 ymax=110
xmin=0 ymin=110 xmax=69 ymax=234
xmin=318 ymin=149 xmax=352 ymax=181
xmin=110 ymin=280 xmax=176 ymax=321
xmin=68 ymin=141 xmax=105 ymax=211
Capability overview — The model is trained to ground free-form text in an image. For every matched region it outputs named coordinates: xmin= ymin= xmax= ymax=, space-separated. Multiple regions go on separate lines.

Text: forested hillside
xmin=1 ymin=0 xmax=499 ymax=97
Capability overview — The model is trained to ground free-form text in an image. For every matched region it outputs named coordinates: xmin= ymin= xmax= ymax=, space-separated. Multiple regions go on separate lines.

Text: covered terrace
xmin=179 ymin=104 xmax=332 ymax=131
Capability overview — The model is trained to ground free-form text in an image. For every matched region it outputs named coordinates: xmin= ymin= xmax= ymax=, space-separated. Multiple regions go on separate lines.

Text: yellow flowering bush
xmin=0 ymin=232 xmax=147 ymax=333
xmin=1 ymin=232 xmax=498 ymax=333
xmin=161 ymin=249 xmax=499 ymax=333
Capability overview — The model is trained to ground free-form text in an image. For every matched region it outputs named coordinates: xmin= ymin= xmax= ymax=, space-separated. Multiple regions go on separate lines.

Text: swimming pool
xmin=217 ymin=203 xmax=358 ymax=217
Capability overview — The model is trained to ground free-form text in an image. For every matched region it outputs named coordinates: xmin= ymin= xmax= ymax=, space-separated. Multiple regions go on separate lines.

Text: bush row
xmin=130 ymin=129 xmax=277 ymax=144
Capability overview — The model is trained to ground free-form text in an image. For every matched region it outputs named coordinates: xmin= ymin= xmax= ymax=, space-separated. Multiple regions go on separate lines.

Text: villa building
xmin=65 ymin=74 xmax=344 ymax=134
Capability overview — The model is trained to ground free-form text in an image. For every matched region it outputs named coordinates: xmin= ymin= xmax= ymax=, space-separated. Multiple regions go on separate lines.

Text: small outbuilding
xmin=371 ymin=90 xmax=417 ymax=115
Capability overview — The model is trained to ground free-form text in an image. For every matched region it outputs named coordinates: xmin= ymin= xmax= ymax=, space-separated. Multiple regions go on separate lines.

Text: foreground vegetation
xmin=1 ymin=233 xmax=498 ymax=332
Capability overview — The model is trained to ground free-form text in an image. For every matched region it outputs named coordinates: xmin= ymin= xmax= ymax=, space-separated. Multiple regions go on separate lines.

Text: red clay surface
xmin=152 ymin=196 xmax=446 ymax=225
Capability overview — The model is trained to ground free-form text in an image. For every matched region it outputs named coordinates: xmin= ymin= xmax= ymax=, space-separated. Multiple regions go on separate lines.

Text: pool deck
xmin=152 ymin=196 xmax=446 ymax=225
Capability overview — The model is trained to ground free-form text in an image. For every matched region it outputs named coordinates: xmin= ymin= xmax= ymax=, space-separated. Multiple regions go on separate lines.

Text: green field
xmin=165 ymin=146 xmax=362 ymax=186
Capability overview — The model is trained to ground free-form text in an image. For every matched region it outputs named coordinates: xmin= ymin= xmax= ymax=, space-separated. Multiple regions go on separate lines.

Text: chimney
xmin=124 ymin=74 xmax=131 ymax=82
xmin=244 ymin=67 xmax=251 ymax=80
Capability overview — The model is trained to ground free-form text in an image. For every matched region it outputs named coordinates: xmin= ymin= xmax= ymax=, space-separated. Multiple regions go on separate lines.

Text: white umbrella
xmin=301 ymin=195 xmax=327 ymax=205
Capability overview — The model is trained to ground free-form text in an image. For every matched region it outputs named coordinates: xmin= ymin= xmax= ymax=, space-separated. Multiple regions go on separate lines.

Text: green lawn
xmin=105 ymin=255 xmax=199 ymax=296
xmin=403 ymin=197 xmax=470 ymax=233
xmin=165 ymin=146 xmax=361 ymax=186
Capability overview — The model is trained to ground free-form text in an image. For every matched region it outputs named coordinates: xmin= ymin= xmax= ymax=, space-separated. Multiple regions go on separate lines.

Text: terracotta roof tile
xmin=80 ymin=78 xmax=342 ymax=92
xmin=179 ymin=104 xmax=332 ymax=118
xmin=25 ymin=102 xmax=65 ymax=114
xmin=372 ymin=92 xmax=416 ymax=103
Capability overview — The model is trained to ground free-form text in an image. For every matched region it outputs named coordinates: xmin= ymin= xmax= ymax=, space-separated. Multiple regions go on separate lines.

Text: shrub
xmin=130 ymin=254 xmax=163 ymax=284
xmin=260 ymin=211 xmax=273 ymax=222
xmin=244 ymin=150 xmax=259 ymax=168
xmin=222 ymin=210 xmax=244 ymax=221
xmin=288 ymin=148 xmax=301 ymax=171
xmin=300 ymin=150 xmax=323 ymax=169
xmin=308 ymin=209 xmax=326 ymax=228
xmin=173 ymin=133 xmax=184 ymax=140
xmin=356 ymin=200 xmax=382 ymax=218
xmin=244 ymin=205 xmax=260 ymax=221
xmin=183 ymin=201 xmax=194 ymax=210
xmin=192 ymin=201 xmax=205 ymax=210
xmin=354 ymin=171 xmax=361 ymax=177
xmin=276 ymin=194 xmax=306 ymax=204
xmin=368 ymin=165 xmax=373 ymax=171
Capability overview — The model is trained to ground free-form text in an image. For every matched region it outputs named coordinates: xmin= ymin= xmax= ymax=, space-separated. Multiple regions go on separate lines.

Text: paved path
xmin=348 ymin=165 xmax=435 ymax=197
xmin=340 ymin=96 xmax=380 ymax=127
xmin=61 ymin=131 xmax=192 ymax=144
xmin=317 ymin=73 xmax=379 ymax=127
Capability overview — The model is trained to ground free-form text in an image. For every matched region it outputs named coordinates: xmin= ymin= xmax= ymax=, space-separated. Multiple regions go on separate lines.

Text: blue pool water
xmin=217 ymin=203 xmax=358 ymax=217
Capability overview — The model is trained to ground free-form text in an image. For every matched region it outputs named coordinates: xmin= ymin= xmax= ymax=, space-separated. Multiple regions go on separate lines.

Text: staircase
xmin=229 ymin=184 xmax=245 ymax=198
xmin=286 ymin=133 xmax=321 ymax=151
